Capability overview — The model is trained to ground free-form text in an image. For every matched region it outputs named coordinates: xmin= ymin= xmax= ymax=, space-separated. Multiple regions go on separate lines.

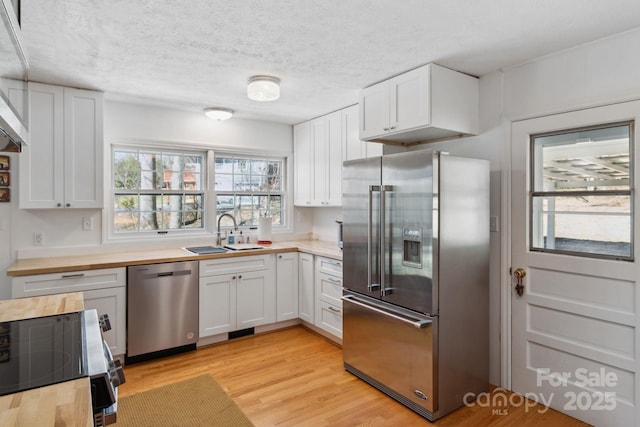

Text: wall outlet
xmin=33 ymin=231 xmax=44 ymax=246
xmin=82 ymin=216 xmax=93 ymax=231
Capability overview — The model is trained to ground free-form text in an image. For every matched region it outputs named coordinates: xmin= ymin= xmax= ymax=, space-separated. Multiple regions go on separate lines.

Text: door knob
xmin=513 ymin=268 xmax=526 ymax=296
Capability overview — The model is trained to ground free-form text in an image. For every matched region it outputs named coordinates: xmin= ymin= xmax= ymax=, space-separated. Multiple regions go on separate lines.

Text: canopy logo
xmin=463 ymin=368 xmax=618 ymax=416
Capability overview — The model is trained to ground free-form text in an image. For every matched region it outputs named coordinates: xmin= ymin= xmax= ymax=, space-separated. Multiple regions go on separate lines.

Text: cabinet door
xmin=298 ymin=253 xmax=314 ymax=323
xmin=276 ymin=253 xmax=299 ymax=322
xmin=310 ymin=117 xmax=327 ymax=205
xmin=83 ymin=287 xmax=126 ymax=356
xmin=325 ymin=111 xmax=343 ymax=206
xmin=342 ymin=105 xmax=366 ymax=161
xmin=199 ymin=273 xmax=236 ymax=337
xmin=293 ymin=122 xmax=312 ymax=206
xmin=21 ymin=82 xmax=64 ymax=209
xmin=236 ymin=269 xmax=276 ymax=329
xmin=64 ymin=88 xmax=104 ymax=208
xmin=316 ymin=272 xmax=343 ymax=306
xmin=359 ymin=81 xmax=389 ymax=140
xmin=389 ymin=65 xmax=430 ymax=132
xmin=316 ymin=300 xmax=343 ymax=339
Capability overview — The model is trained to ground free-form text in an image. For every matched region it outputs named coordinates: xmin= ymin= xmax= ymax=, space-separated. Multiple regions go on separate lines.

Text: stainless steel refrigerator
xmin=342 ymin=149 xmax=490 ymax=421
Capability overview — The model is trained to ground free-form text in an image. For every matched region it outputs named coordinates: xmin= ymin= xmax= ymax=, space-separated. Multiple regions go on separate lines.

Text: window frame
xmin=213 ymin=152 xmax=287 ymax=231
xmin=106 ymin=141 xmax=293 ymax=243
xmin=108 ymin=143 xmax=212 ymax=240
xmin=528 ymin=121 xmax=634 ymax=261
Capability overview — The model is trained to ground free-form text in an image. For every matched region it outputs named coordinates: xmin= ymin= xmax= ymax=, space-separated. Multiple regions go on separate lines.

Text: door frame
xmin=501 ymin=100 xmax=640 ymax=416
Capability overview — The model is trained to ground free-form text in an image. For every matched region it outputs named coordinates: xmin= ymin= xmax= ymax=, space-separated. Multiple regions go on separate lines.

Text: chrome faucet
xmin=216 ymin=213 xmax=237 ymax=246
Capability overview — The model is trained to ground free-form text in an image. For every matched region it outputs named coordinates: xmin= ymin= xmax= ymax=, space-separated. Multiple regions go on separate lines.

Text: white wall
xmin=503 ymin=27 xmax=640 ymax=119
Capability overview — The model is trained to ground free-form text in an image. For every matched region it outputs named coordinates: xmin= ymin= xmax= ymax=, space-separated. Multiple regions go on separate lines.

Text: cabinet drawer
xmin=317 ymin=300 xmax=343 ymax=339
xmin=200 ymin=254 xmax=274 ymax=277
xmin=12 ymin=267 xmax=126 ymax=298
xmin=317 ymin=271 xmax=342 ymax=306
xmin=317 ymin=257 xmax=342 ymax=277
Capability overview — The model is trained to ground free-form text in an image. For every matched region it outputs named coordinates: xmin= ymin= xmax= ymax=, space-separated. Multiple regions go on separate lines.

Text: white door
xmin=511 ymin=101 xmax=640 ymax=427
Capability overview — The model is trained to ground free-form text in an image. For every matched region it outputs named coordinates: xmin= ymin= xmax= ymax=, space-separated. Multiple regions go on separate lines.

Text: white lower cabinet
xmin=314 ymin=256 xmax=343 ymax=339
xmin=298 ymin=252 xmax=315 ymax=323
xmin=199 ymin=254 xmax=276 ymax=338
xmin=276 ymin=252 xmax=299 ymax=322
xmin=11 ymin=267 xmax=126 ymax=356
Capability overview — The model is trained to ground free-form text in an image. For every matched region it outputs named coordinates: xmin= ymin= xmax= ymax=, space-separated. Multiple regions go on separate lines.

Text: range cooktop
xmin=0 ymin=312 xmax=87 ymax=396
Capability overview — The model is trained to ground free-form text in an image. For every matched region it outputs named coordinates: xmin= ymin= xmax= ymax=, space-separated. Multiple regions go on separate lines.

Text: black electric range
xmin=0 ymin=311 xmax=87 ymax=396
xmin=0 ymin=310 xmax=125 ymax=426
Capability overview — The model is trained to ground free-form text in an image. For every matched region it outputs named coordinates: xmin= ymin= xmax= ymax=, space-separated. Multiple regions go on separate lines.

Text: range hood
xmin=0 ymin=0 xmax=28 ymax=152
xmin=0 ymin=96 xmax=27 ymax=152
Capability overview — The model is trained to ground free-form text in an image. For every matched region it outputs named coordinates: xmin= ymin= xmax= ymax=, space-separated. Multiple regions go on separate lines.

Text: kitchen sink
xmin=224 ymin=243 xmax=265 ymax=251
xmin=184 ymin=246 xmax=229 ymax=255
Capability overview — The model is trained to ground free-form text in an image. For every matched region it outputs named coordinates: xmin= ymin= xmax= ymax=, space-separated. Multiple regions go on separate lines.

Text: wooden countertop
xmin=7 ymin=239 xmax=343 ymax=277
xmin=0 ymin=292 xmax=85 ymax=322
xmin=0 ymin=293 xmax=94 ymax=427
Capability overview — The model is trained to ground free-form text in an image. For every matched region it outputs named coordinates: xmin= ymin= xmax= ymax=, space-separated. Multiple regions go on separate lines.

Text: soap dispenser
xmin=228 ymin=231 xmax=235 ymax=244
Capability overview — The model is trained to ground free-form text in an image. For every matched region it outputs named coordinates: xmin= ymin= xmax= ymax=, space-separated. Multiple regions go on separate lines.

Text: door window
xmin=530 ymin=122 xmax=633 ymax=260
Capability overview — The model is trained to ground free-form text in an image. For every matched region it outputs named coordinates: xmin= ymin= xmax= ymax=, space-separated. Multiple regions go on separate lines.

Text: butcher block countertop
xmin=0 ymin=293 xmax=94 ymax=427
xmin=7 ymin=239 xmax=342 ymax=277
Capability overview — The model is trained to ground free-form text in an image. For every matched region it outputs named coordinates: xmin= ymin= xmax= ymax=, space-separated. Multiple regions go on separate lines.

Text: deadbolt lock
xmin=513 ymin=268 xmax=526 ymax=296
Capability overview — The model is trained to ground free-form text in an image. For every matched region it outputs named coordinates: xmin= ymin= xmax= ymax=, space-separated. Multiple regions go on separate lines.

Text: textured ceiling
xmin=19 ymin=0 xmax=640 ymax=124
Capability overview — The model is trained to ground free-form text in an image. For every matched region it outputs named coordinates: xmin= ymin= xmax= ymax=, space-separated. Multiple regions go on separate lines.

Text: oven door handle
xmin=342 ymin=295 xmax=432 ymax=328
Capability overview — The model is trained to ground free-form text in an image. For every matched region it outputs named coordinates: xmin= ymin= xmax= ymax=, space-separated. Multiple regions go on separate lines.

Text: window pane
xmin=115 ymin=195 xmax=138 ymax=211
xmin=237 ymin=195 xmax=257 ymax=226
xmin=113 ymin=151 xmax=140 ymax=189
xmin=114 ymin=212 xmax=139 ymax=232
xmin=532 ymin=195 xmax=631 ymax=258
xmin=533 ymin=124 xmax=630 ymax=192
xmin=140 ymin=211 xmax=160 ymax=230
xmin=216 ymin=195 xmax=234 ymax=213
xmin=216 ymin=174 xmax=233 ymax=191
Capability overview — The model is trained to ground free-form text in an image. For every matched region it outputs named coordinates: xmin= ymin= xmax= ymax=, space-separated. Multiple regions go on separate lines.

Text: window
xmin=530 ymin=122 xmax=633 ymax=260
xmin=113 ymin=148 xmax=205 ymax=233
xmin=215 ymin=155 xmax=284 ymax=227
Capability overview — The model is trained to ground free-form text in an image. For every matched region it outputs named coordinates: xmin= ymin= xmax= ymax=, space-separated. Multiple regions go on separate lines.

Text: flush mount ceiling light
xmin=247 ymin=75 xmax=280 ymax=101
xmin=204 ymin=107 xmax=234 ymax=120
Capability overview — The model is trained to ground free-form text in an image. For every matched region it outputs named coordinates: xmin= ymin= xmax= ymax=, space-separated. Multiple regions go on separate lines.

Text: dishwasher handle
xmin=342 ymin=294 xmax=432 ymax=328
xmin=142 ymin=269 xmax=193 ymax=279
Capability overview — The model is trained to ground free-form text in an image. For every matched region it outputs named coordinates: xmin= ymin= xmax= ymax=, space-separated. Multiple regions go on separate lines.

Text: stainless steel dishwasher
xmin=126 ymin=260 xmax=199 ymax=362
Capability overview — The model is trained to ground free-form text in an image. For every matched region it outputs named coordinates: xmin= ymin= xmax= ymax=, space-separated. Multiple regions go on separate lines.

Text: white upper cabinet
xmin=21 ymin=82 xmax=104 ymax=209
xmin=294 ymin=110 xmax=343 ymax=207
xmin=294 ymin=105 xmax=381 ymax=207
xmin=293 ymin=121 xmax=312 ymax=206
xmin=342 ymin=104 xmax=382 ymax=161
xmin=359 ymin=63 xmax=478 ymax=144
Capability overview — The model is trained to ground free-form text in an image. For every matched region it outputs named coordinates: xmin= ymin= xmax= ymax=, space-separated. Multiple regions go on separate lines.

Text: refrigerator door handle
xmin=368 ymin=185 xmax=381 ymax=291
xmin=380 ymin=185 xmax=394 ymax=296
xmin=342 ymin=295 xmax=432 ymax=328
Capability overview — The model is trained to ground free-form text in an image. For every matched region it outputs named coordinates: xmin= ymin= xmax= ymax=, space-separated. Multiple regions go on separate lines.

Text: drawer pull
xmin=327 ymin=277 xmax=342 ymax=284
xmin=328 ymin=306 xmax=341 ymax=314
xmin=61 ymin=273 xmax=85 ymax=278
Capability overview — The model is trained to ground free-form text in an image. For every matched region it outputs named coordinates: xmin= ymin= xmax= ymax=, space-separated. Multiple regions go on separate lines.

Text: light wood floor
xmin=119 ymin=326 xmax=591 ymax=426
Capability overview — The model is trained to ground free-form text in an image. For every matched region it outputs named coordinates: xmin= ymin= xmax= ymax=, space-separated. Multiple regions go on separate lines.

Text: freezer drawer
xmin=342 ymin=294 xmax=436 ymax=416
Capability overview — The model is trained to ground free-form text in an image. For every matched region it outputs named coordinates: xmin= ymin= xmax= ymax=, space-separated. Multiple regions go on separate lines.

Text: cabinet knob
xmin=238 ymin=275 xmax=242 ymax=279
xmin=232 ymin=276 xmax=236 ymax=280
xmin=57 ymin=203 xmax=62 ymax=207
xmin=279 ymin=255 xmax=282 ymax=259
xmin=389 ymin=126 xmax=396 ymax=130
xmin=66 ymin=203 xmax=71 ymax=207
xmin=383 ymin=127 xmax=389 ymax=131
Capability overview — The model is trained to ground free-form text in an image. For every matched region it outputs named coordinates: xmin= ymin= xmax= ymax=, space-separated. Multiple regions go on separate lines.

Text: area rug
xmin=114 ymin=374 xmax=254 ymax=427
